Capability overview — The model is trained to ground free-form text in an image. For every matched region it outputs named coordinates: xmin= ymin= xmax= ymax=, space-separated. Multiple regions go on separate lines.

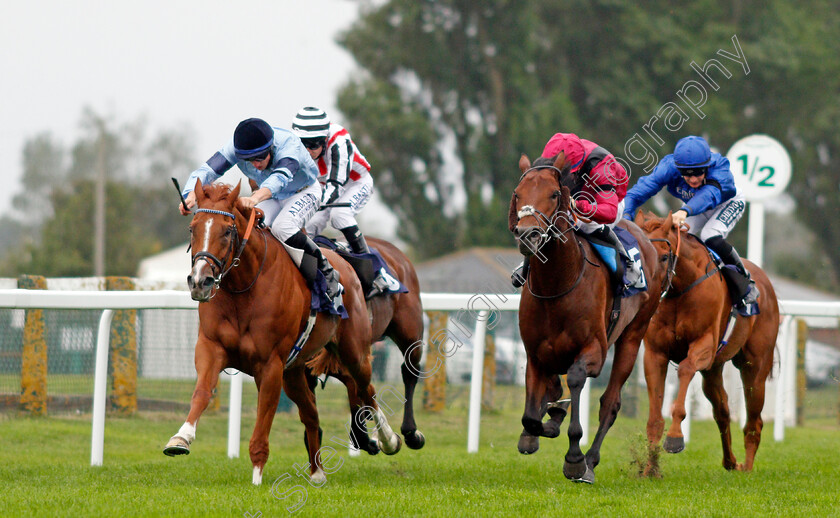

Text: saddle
xmin=313 ymin=236 xmax=407 ymax=299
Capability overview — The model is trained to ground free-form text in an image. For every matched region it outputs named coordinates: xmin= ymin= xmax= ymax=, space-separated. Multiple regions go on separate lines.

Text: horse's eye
xmin=551 ymin=191 xmax=559 ymax=199
xmin=224 ymin=227 xmax=233 ymax=236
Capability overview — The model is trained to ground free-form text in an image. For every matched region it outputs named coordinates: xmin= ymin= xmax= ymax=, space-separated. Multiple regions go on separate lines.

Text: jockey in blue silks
xmin=179 ymin=117 xmax=342 ymax=302
xmin=622 ymin=135 xmax=758 ymax=308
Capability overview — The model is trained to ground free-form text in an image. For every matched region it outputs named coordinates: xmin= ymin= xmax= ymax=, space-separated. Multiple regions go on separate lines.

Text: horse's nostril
xmin=201 ymin=276 xmax=214 ymax=288
xmin=187 ymin=275 xmax=194 ymax=289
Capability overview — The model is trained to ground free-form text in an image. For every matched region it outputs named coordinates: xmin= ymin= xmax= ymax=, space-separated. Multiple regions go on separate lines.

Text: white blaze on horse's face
xmin=190 ymin=218 xmax=219 ymax=282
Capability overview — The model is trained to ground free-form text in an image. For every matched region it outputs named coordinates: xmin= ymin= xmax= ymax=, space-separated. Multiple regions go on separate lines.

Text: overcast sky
xmin=0 ymin=0 xmax=397 ymax=237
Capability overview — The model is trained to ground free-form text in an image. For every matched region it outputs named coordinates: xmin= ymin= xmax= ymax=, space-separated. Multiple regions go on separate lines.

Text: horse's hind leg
xmin=332 ymin=370 xmax=380 ymax=455
xmin=283 ymin=366 xmax=328 ymax=484
xmin=700 ymin=365 xmax=737 ymax=470
xmin=387 ymin=304 xmax=426 ymax=449
xmin=735 ymin=357 xmax=771 ymax=472
xmin=584 ymin=331 xmax=644 ymax=474
xmin=338 ymin=336 xmax=402 ymax=455
xmin=164 ymin=341 xmax=224 ymax=457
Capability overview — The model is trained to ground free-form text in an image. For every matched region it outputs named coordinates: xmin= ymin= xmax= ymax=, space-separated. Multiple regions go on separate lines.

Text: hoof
xmin=563 ymin=457 xmax=588 ymax=480
xmin=378 ymin=433 xmax=402 ymax=455
xmin=403 ymin=430 xmax=426 ymax=450
xmin=310 ymin=468 xmax=326 ymax=485
xmin=571 ymin=464 xmax=595 ymax=484
xmin=363 ymin=438 xmax=380 ymax=456
xmin=517 ymin=431 xmax=539 ymax=455
xmin=663 ymin=435 xmax=685 ymax=454
xmin=542 ymin=420 xmax=560 ymax=438
xmin=163 ymin=435 xmax=190 ymax=456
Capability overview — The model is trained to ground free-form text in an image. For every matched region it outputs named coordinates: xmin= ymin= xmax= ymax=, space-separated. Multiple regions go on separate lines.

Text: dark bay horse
xmin=508 ymin=153 xmax=666 ymax=484
xmin=305 ymin=236 xmax=426 ymax=452
xmin=163 ymin=180 xmax=401 ymax=485
xmin=636 ymin=211 xmax=779 ymax=474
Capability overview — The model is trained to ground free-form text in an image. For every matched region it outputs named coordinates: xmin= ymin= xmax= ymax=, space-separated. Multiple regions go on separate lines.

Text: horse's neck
xmin=528 ymin=232 xmax=583 ymax=293
xmin=221 ymin=227 xmax=286 ymax=293
xmin=673 ymin=239 xmax=714 ymax=290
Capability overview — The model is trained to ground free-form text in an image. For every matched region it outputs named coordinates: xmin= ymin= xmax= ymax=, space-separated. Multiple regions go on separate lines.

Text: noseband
xmin=192 ymin=207 xmax=264 ymax=295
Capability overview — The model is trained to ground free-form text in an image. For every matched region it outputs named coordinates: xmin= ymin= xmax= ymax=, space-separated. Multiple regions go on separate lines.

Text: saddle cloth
xmin=587 ymin=226 xmax=647 ymax=298
xmin=313 ymin=236 xmax=408 ymax=297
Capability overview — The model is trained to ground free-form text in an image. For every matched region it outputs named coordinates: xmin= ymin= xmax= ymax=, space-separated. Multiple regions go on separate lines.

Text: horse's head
xmin=509 ymin=152 xmax=574 ymax=256
xmin=187 ymin=179 xmax=247 ymax=301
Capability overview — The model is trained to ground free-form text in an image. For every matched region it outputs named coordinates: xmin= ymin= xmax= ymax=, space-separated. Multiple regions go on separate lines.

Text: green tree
xmin=2 ymin=107 xmax=197 ymax=276
xmin=339 ymin=0 xmax=840 ymax=288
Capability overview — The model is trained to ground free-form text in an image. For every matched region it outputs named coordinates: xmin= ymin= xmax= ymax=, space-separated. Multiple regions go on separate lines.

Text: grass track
xmin=1 ymin=385 xmax=838 ymax=517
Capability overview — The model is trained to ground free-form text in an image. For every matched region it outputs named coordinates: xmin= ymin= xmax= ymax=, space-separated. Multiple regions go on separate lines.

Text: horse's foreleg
xmin=284 ymin=367 xmax=328 ymax=485
xmin=249 ymin=359 xmax=284 ymax=485
xmin=563 ymin=360 xmax=594 ymax=483
xmin=519 ymin=359 xmax=550 ymax=454
xmin=585 ymin=332 xmax=644 ymax=472
xmin=665 ymin=335 xmax=713 ymax=453
xmin=643 ymin=346 xmax=669 ymax=477
xmin=164 ymin=340 xmax=224 ymax=456
xmin=700 ymin=366 xmax=737 ymax=470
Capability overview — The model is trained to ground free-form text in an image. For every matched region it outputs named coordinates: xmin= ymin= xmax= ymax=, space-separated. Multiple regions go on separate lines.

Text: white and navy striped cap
xmin=291 ymin=106 xmax=331 ymax=139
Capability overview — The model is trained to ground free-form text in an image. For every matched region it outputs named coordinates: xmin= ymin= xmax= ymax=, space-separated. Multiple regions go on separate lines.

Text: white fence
xmin=0 ymin=289 xmax=838 ymax=466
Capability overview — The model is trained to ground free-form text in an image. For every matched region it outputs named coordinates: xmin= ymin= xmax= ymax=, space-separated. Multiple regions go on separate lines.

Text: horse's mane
xmin=533 ymin=153 xmax=583 ymax=193
xmin=201 ymin=183 xmax=238 ymax=204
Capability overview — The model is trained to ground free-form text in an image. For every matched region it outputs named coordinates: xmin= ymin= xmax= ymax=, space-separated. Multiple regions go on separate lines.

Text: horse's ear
xmin=560 ymin=185 xmax=571 ymax=211
xmin=508 ymin=191 xmax=519 ymax=232
xmin=633 ymin=210 xmax=645 ymax=227
xmin=230 ymin=181 xmax=242 ymax=201
xmin=519 ymin=154 xmax=531 ymax=173
xmin=552 ymin=151 xmax=567 ymax=171
xmin=194 ymin=179 xmax=205 ymax=204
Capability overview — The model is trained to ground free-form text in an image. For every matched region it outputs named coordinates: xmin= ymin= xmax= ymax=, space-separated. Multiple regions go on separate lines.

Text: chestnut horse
xmin=636 ymin=211 xmax=779 ymax=474
xmin=508 ymin=153 xmax=666 ymax=484
xmin=306 ymin=236 xmax=426 ymax=452
xmin=163 ymin=180 xmax=401 ymax=485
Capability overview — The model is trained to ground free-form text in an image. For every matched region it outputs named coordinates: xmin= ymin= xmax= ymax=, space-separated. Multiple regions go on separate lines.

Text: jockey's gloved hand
xmin=322 ymin=181 xmax=340 ymax=206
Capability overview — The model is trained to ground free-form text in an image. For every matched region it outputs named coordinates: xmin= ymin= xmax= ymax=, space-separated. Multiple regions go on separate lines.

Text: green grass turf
xmin=1 ymin=384 xmax=838 ymax=517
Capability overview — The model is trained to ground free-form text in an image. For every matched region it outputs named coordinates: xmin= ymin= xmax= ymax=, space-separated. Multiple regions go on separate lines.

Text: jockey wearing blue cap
xmin=179 ymin=117 xmax=343 ymax=302
xmin=622 ymin=135 xmax=758 ymax=308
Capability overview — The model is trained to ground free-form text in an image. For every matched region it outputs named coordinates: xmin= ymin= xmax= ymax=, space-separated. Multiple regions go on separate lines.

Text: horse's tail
xmin=307 ymin=347 xmax=368 ymax=378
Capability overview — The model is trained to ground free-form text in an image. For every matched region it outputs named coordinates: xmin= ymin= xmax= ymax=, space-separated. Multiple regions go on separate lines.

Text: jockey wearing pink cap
xmin=512 ymin=133 xmax=641 ymax=290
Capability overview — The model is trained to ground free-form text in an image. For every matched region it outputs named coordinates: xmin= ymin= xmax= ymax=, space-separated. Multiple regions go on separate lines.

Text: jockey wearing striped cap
xmin=292 ymin=107 xmax=388 ymax=296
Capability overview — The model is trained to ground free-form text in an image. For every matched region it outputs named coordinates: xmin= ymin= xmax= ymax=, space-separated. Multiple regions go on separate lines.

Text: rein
xmin=192 ymin=207 xmax=265 ymax=295
xmin=662 ymin=232 xmax=722 ymax=299
xmin=525 ymin=236 xmax=590 ymax=300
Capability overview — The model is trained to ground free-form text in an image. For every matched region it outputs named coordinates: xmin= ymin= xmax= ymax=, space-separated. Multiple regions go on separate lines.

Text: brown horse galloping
xmin=163 ymin=180 xmax=401 ymax=485
xmin=509 ymin=153 xmax=665 ymax=484
xmin=636 ymin=211 xmax=779 ymax=474
xmin=306 ymin=236 xmax=426 ymax=452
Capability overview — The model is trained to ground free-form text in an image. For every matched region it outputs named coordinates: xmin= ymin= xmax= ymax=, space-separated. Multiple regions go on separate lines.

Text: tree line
xmin=2 ymin=0 xmax=838 ymax=292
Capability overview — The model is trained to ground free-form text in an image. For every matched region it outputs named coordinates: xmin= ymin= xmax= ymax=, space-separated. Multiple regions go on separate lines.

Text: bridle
xmin=651 ymin=228 xmax=720 ymax=299
xmin=514 ymin=165 xmax=596 ymax=299
xmin=191 ymin=207 xmax=265 ymax=296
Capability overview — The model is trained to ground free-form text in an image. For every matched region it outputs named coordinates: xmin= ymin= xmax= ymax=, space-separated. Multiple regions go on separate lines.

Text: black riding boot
xmin=341 ymin=225 xmax=370 ymax=254
xmin=511 ymin=256 xmax=530 ymax=288
xmin=704 ymin=235 xmax=759 ymax=306
xmin=285 ymin=231 xmax=343 ymax=301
